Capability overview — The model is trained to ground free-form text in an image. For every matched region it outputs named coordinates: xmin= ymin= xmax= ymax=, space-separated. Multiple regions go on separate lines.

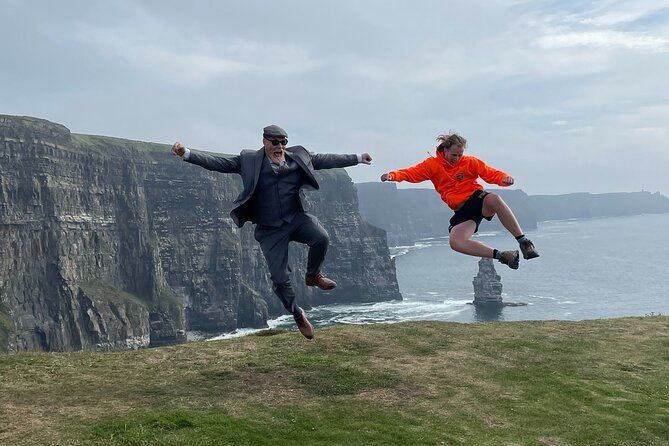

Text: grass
xmin=70 ymin=133 xmax=235 ymax=158
xmin=78 ymin=282 xmax=185 ymax=323
xmin=79 ymin=281 xmax=149 ymax=309
xmin=71 ymin=133 xmax=173 ymax=155
xmin=157 ymin=286 xmax=184 ymax=324
xmin=1 ymin=317 xmax=668 ymax=445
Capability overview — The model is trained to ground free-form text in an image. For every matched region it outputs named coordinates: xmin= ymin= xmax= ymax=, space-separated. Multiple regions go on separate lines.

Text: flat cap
xmin=263 ymin=124 xmax=288 ymax=138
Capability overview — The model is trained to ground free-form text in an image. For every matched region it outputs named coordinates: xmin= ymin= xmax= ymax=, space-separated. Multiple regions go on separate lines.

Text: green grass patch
xmin=1 ymin=317 xmax=668 ymax=445
xmin=156 ymin=286 xmax=184 ymax=324
xmin=87 ymin=404 xmax=453 ymax=446
xmin=70 ymin=133 xmax=236 ymax=158
xmin=80 ymin=281 xmax=149 ymax=308
xmin=293 ymin=365 xmax=401 ymax=396
xmin=281 ymin=350 xmax=401 ymax=396
xmin=252 ymin=328 xmax=287 ymax=337
xmin=78 ymin=282 xmax=183 ymax=322
xmin=282 ymin=352 xmax=340 ymax=368
xmin=71 ymin=133 xmax=173 ymax=155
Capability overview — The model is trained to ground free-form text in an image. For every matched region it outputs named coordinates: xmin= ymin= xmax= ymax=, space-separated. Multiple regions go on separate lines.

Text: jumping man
xmin=173 ymin=125 xmax=372 ymax=338
xmin=380 ymin=132 xmax=538 ymax=269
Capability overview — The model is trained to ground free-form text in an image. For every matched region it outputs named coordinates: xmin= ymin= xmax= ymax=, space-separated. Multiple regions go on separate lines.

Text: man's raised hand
xmin=502 ymin=176 xmax=514 ymax=185
xmin=380 ymin=173 xmax=390 ymax=182
xmin=360 ymin=153 xmax=372 ymax=165
xmin=172 ymin=141 xmax=186 ymax=157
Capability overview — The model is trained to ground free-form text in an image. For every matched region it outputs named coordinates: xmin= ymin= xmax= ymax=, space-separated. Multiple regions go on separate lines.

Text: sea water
xmin=211 ymin=213 xmax=669 ymax=339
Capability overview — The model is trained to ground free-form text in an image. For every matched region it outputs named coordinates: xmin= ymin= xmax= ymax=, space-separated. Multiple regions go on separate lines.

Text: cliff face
xmin=356 ymin=182 xmax=537 ymax=245
xmin=0 ymin=115 xmax=401 ymax=352
xmin=528 ymin=192 xmax=669 ymax=221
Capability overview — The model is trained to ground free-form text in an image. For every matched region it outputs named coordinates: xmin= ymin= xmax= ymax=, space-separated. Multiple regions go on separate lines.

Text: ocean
xmin=211 ymin=213 xmax=669 ymax=339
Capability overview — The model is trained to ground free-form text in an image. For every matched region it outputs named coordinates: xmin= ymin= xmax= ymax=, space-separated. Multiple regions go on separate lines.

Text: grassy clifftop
xmin=1 ymin=317 xmax=668 ymax=445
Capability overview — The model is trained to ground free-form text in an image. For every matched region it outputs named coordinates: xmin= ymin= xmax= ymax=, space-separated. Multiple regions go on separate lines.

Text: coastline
xmin=201 ymin=214 xmax=669 ymax=340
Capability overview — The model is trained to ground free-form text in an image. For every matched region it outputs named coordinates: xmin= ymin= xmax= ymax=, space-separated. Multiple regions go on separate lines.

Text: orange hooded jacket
xmin=388 ymin=152 xmax=510 ymax=210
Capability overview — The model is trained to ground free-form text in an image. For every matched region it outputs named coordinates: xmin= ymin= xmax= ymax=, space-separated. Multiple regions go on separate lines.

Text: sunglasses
xmin=266 ymin=138 xmax=288 ymax=146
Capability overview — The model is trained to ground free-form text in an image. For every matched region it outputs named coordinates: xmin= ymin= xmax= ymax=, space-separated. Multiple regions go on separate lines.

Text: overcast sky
xmin=2 ymin=0 xmax=668 ymax=195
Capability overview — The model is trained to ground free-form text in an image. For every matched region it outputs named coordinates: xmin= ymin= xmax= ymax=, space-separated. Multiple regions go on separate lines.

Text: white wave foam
xmin=389 ymin=239 xmax=450 ymax=259
xmin=268 ymin=315 xmax=293 ymax=328
xmin=207 ymin=327 xmax=266 ymax=341
xmin=528 ymin=294 xmax=557 ymax=300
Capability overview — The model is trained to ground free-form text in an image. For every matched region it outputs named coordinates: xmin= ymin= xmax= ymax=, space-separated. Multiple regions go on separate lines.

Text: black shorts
xmin=448 ymin=190 xmax=493 ymax=233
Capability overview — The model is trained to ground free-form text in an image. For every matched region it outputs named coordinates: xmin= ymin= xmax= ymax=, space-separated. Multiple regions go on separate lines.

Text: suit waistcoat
xmin=251 ymin=156 xmax=305 ymax=227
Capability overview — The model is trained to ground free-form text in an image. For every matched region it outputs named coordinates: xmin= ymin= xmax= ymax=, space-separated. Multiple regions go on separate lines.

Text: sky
xmin=1 ymin=0 xmax=668 ymax=195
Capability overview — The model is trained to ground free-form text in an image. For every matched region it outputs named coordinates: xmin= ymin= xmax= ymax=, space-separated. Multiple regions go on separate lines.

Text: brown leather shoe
xmin=295 ymin=310 xmax=314 ymax=340
xmin=305 ymin=273 xmax=337 ymax=290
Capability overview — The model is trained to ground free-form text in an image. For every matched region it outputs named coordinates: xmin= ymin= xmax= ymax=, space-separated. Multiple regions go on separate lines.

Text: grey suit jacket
xmin=185 ymin=146 xmax=359 ymax=227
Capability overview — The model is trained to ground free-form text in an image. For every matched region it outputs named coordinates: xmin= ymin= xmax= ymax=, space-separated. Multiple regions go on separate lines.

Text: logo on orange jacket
xmin=456 ymin=172 xmax=464 ymax=181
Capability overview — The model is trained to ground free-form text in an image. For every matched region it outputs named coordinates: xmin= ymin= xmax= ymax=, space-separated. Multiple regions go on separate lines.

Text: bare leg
xmin=449 ymin=220 xmax=494 ymax=258
xmin=482 ymin=194 xmax=522 ymax=237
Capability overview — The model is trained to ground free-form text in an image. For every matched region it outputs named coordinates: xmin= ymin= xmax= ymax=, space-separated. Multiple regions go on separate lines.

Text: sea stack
xmin=472 ymin=258 xmax=503 ymax=305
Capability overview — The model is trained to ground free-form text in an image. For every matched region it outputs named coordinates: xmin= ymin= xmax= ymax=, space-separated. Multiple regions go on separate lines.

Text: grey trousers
xmin=253 ymin=212 xmax=330 ymax=317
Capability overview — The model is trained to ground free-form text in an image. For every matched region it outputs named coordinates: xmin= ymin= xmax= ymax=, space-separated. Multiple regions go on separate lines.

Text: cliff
xmin=529 ymin=191 xmax=669 ymax=221
xmin=0 ymin=115 xmax=401 ymax=352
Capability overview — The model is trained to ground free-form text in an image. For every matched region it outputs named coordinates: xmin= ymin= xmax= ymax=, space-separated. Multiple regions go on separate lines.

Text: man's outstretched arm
xmin=474 ymin=157 xmax=513 ymax=186
xmin=311 ymin=152 xmax=372 ymax=170
xmin=172 ymin=141 xmax=241 ymax=174
xmin=381 ymin=159 xmax=431 ymax=183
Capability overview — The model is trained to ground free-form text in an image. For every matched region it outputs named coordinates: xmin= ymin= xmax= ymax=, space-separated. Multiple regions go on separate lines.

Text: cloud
xmin=2 ymin=1 xmax=669 ymax=194
xmin=536 ymin=30 xmax=669 ymax=52
xmin=575 ymin=3 xmax=669 ymax=27
xmin=629 ymin=126 xmax=667 ymax=135
xmin=74 ymin=10 xmax=321 ymax=86
xmin=339 ymin=40 xmax=614 ymax=92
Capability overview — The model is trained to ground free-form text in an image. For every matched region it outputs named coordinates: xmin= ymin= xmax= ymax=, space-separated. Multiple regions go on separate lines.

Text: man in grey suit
xmin=172 ymin=125 xmax=372 ymax=339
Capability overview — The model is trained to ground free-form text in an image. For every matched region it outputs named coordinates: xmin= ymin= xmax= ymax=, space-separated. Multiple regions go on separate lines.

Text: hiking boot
xmin=305 ymin=273 xmax=337 ymax=290
xmin=294 ymin=310 xmax=314 ymax=340
xmin=498 ymin=250 xmax=520 ymax=270
xmin=519 ymin=239 xmax=540 ymax=260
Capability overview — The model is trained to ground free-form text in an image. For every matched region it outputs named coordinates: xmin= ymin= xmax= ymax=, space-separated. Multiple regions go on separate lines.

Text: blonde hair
xmin=436 ymin=133 xmax=467 ymax=152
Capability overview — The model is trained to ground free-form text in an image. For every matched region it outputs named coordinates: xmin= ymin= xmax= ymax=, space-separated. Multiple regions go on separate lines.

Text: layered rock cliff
xmin=0 ymin=115 xmax=401 ymax=352
xmin=528 ymin=191 xmax=669 ymax=221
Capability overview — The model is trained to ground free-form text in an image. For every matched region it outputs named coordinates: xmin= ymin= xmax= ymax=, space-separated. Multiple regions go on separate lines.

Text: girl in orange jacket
xmin=380 ymin=133 xmax=539 ymax=269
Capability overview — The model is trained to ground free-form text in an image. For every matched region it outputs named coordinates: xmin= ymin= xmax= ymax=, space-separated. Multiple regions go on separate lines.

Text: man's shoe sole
xmin=295 ymin=312 xmax=315 ymax=340
xmin=305 ymin=277 xmax=337 ymax=290
xmin=523 ymin=251 xmax=540 ymax=260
